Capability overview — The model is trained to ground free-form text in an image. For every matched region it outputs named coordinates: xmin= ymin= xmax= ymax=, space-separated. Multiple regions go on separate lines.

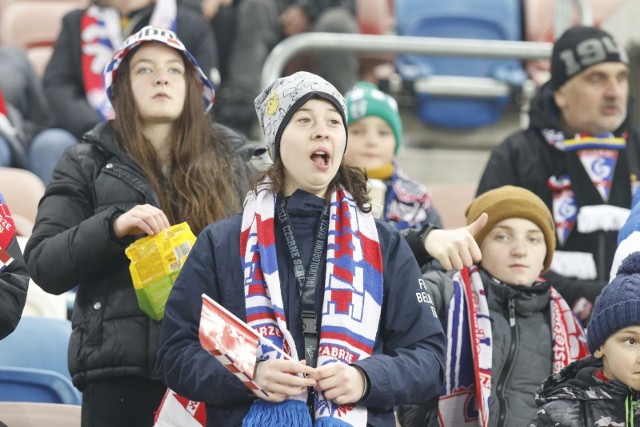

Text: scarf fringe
xmin=315 ymin=417 xmax=353 ymax=426
xmin=243 ymin=400 xmax=312 ymax=427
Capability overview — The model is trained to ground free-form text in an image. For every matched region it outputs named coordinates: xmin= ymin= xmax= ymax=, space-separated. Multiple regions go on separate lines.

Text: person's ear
xmin=553 ymin=88 xmax=567 ymax=110
xmin=594 ymin=347 xmax=604 ymax=359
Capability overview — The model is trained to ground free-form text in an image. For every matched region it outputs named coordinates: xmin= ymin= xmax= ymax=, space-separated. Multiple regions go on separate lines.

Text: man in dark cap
xmin=476 ymin=26 xmax=637 ymax=323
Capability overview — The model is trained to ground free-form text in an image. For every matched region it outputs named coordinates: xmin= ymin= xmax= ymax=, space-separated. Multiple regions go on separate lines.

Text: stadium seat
xmin=0 ymin=316 xmax=81 ymax=404
xmin=0 ymin=0 xmax=88 ymax=75
xmin=0 ymin=367 xmax=81 ymax=405
xmin=0 ymin=167 xmax=45 ymax=236
xmin=0 ymin=316 xmax=74 ymax=383
xmin=0 ymin=401 xmax=80 ymax=427
xmin=394 ymin=0 xmax=527 ymax=129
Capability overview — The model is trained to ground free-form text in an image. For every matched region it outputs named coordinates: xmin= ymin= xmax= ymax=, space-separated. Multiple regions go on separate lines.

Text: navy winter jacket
xmin=158 ymin=190 xmax=446 ymax=426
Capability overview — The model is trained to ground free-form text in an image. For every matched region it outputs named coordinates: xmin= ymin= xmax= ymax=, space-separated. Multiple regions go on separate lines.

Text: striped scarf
xmin=542 ymin=130 xmax=629 ymax=246
xmin=80 ymin=0 xmax=177 ymax=120
xmin=438 ymin=267 xmax=588 ymax=427
xmin=240 ymin=184 xmax=383 ymax=426
xmin=385 ymin=165 xmax=432 ymax=230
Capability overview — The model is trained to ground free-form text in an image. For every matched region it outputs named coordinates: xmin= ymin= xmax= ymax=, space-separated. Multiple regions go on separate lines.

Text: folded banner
xmin=154 ymin=294 xmax=298 ymax=427
xmin=0 ymin=193 xmax=16 ymax=249
xmin=153 ymin=389 xmax=206 ymax=427
xmin=199 ymin=293 xmax=295 ymax=397
xmin=0 ymin=193 xmax=15 ymax=272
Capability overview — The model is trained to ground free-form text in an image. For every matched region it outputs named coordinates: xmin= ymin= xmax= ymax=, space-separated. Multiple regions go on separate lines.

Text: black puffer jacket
xmin=23 ymin=121 xmax=253 ymax=389
xmin=530 ymin=356 xmax=640 ymax=426
xmin=0 ymin=235 xmax=29 ymax=340
xmin=398 ymin=268 xmax=557 ymax=427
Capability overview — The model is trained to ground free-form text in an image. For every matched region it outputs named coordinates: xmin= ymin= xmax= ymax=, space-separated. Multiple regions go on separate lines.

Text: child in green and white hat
xmin=344 ymin=82 xmax=441 ymax=230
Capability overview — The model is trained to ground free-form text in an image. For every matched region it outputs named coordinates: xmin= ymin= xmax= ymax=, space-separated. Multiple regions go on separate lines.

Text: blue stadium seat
xmin=0 ymin=367 xmax=81 ymax=404
xmin=0 ymin=317 xmax=82 ymax=404
xmin=395 ymin=0 xmax=527 ymax=128
xmin=0 ymin=316 xmax=73 ymax=381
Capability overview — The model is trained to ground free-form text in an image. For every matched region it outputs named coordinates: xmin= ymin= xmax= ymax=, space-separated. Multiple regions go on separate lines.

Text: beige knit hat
xmin=466 ymin=185 xmax=556 ymax=271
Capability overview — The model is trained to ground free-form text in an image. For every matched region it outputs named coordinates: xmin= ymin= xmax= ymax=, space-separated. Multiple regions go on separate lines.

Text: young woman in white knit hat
xmin=158 ymin=71 xmax=447 ymax=426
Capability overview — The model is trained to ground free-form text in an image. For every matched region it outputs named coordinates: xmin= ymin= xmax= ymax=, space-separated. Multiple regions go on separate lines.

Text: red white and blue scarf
xmin=0 ymin=194 xmax=15 ymax=272
xmin=438 ymin=266 xmax=588 ymax=427
xmin=80 ymin=0 xmax=177 ymax=120
xmin=240 ymin=182 xmax=383 ymax=426
xmin=542 ymin=129 xmax=629 ymax=246
xmin=385 ymin=165 xmax=432 ymax=231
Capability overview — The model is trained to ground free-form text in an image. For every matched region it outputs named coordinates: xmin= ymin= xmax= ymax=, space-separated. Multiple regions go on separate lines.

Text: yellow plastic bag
xmin=125 ymin=222 xmax=196 ymax=320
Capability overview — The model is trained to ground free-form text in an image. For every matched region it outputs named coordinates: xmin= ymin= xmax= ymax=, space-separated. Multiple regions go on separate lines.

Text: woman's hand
xmin=252 ymin=359 xmax=316 ymax=402
xmin=113 ymin=204 xmax=171 ymax=238
xmin=310 ymin=362 xmax=366 ymax=405
xmin=424 ymin=213 xmax=487 ymax=270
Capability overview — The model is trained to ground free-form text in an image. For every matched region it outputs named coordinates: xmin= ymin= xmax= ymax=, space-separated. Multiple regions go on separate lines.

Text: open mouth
xmin=310 ymin=150 xmax=330 ymax=168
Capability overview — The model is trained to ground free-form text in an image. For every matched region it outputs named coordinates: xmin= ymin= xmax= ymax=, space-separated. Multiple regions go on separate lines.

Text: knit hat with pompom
xmin=587 ymin=251 xmax=640 ymax=353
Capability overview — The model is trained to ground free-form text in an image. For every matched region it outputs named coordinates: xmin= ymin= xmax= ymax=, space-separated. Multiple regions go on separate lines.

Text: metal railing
xmin=261 ymin=33 xmax=553 ymax=94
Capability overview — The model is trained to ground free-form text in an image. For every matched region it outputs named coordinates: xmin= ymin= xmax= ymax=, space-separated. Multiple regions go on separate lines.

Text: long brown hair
xmin=258 ymin=159 xmax=371 ymax=212
xmin=111 ymin=44 xmax=241 ymax=234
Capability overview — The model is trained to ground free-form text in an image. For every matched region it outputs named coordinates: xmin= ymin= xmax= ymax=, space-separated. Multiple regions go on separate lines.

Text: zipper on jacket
xmin=628 ymin=389 xmax=640 ymax=426
xmin=495 ymin=296 xmax=517 ymax=426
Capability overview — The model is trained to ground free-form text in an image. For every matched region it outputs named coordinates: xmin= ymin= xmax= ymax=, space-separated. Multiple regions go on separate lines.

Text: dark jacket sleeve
xmin=527 ymin=400 xmax=582 ymax=427
xmin=528 ymin=407 xmax=555 ymax=426
xmin=157 ymin=222 xmax=254 ymax=407
xmin=354 ymin=225 xmax=446 ymax=409
xmin=43 ymin=10 xmax=101 ymax=139
xmin=7 ymin=47 xmax=54 ymax=139
xmin=24 ymin=145 xmax=130 ymax=295
xmin=0 ymin=236 xmax=29 ymax=340
xmin=213 ymin=122 xmax=263 ymax=191
xmin=476 ymin=134 xmax=522 ymax=196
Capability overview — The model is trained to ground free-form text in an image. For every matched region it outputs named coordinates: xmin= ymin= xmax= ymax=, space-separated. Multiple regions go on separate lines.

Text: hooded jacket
xmin=530 ymin=356 xmax=640 ymax=426
xmin=23 ymin=120 xmax=253 ymax=389
xmin=157 ymin=190 xmax=446 ymax=427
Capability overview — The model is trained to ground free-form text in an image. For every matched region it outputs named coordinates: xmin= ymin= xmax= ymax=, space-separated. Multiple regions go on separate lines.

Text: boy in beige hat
xmin=399 ymin=185 xmax=589 ymax=427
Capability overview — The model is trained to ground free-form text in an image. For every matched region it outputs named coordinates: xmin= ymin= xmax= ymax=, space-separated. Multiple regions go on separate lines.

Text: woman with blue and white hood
xmin=24 ymin=26 xmax=252 ymax=427
xmin=157 ymin=71 xmax=446 ymax=426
